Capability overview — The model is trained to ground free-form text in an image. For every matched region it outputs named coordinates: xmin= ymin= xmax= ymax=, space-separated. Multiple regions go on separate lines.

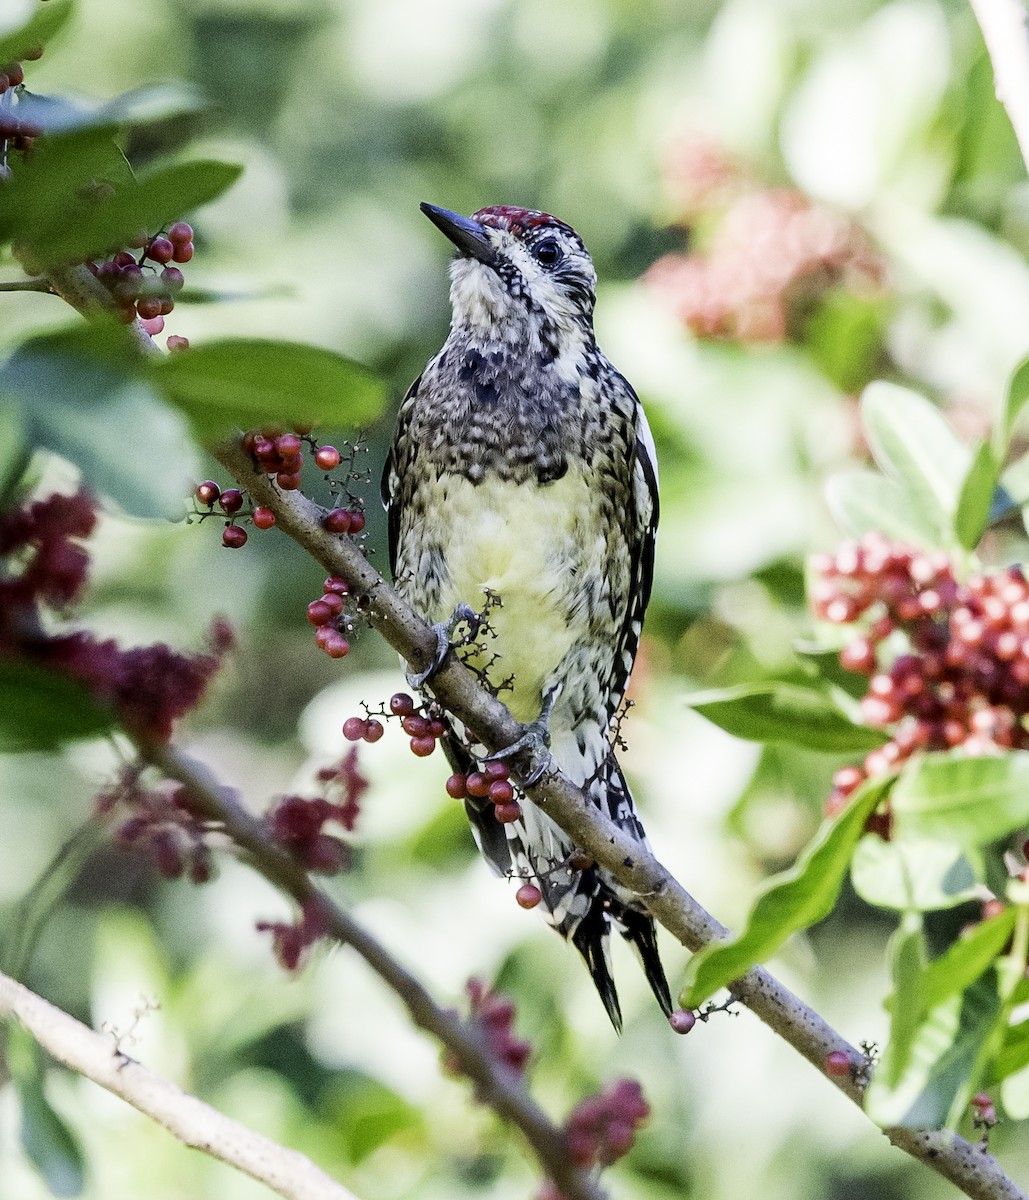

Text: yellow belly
xmin=424 ymin=470 xmax=604 ymax=723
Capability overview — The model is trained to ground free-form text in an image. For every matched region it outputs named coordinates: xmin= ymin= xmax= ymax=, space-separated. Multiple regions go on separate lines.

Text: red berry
xmin=307 ymin=599 xmax=334 ymax=626
xmin=446 ymin=773 xmax=468 ymax=799
xmin=319 ymin=591 xmax=344 ymax=617
xmin=363 ymin=719 xmax=384 ymax=743
xmin=253 ymin=506 xmax=276 ymax=529
xmin=136 ymin=297 xmax=163 ymax=321
xmin=161 ymin=266 xmax=185 ymax=291
xmin=343 ymin=717 xmax=368 ymax=741
xmin=348 ymin=510 xmax=366 ymax=534
xmin=222 ymin=524 xmax=247 ymax=549
xmin=466 ymin=772 xmax=490 ymax=798
xmin=167 ymin=335 xmax=190 ymax=352
xmin=168 ymin=221 xmax=193 ymax=245
xmin=173 ymin=241 xmax=194 ymax=263
xmin=277 ymin=433 xmax=303 ymax=457
xmin=825 ymin=1050 xmax=851 ymax=1077
xmin=324 ymin=634 xmax=350 ymax=659
xmin=276 ymin=471 xmax=302 ymax=491
xmin=494 ymin=802 xmax=521 ymax=823
xmin=315 ymin=446 xmax=341 ymax=470
xmin=148 ymin=236 xmax=175 ymax=264
xmin=972 ymin=1092 xmax=993 ymax=1110
xmin=323 ymin=508 xmax=352 ymax=534
xmin=323 ymin=576 xmax=349 ymax=595
xmin=489 ymin=779 xmax=514 ymax=804
xmin=516 ymin=883 xmax=542 ymax=909
xmin=218 ymin=488 xmax=243 ymax=515
xmin=390 ymin=692 xmax=415 ymax=716
xmin=410 ymin=736 xmax=436 ymax=757
xmin=483 ymin=760 xmax=510 ymax=780
xmin=195 ymin=480 xmax=220 ymax=506
xmin=669 ymin=1009 xmax=696 ymax=1034
xmin=314 ymin=626 xmax=337 ymax=650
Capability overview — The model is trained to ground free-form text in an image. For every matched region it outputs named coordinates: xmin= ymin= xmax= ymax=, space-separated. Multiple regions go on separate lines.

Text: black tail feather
xmin=617 ymin=906 xmax=673 ymax=1016
xmin=571 ymin=900 xmax=623 ymax=1033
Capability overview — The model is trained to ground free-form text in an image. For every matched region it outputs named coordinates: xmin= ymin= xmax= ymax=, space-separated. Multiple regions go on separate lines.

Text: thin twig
xmin=0 ymin=970 xmax=361 ymax=1200
xmin=45 ymin=261 xmax=1029 ymax=1200
xmin=0 ymin=277 xmax=53 ymax=293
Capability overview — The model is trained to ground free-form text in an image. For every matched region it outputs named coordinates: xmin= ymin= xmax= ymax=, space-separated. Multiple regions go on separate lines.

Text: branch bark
xmin=0 ymin=971 xmax=360 ymax=1200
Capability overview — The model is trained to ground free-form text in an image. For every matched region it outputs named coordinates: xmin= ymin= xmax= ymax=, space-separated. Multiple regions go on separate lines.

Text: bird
xmin=381 ymin=201 xmax=670 ymax=1030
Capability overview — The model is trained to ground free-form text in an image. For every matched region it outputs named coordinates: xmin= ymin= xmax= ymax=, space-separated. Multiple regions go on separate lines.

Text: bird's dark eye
xmin=533 ymin=238 xmax=563 ymax=268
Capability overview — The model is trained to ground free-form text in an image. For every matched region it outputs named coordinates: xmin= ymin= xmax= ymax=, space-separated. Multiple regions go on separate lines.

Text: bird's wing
xmin=380 ymin=373 xmax=422 ymax=578
xmin=608 ymin=374 xmax=659 ymax=726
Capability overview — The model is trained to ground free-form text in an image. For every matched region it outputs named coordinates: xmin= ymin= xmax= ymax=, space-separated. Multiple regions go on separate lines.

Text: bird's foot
xmin=484 ymin=688 xmax=559 ymax=788
xmin=407 ymin=602 xmax=480 ymax=690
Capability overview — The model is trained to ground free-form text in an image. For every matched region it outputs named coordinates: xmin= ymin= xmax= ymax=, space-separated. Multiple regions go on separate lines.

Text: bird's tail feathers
xmin=571 ymin=899 xmax=623 ymax=1033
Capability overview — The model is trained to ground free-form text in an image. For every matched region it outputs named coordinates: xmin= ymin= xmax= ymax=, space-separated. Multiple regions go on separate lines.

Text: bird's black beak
xmin=420 ymin=202 xmax=497 ymax=267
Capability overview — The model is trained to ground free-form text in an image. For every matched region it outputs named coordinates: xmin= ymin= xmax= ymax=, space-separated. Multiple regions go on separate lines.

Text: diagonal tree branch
xmin=41 ymin=263 xmax=1029 ymax=1200
xmin=0 ymin=970 xmax=361 ymax=1200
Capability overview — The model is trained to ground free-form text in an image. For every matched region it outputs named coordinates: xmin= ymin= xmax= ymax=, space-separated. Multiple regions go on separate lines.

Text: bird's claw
xmin=483 ymin=688 xmax=558 ymax=788
xmin=407 ymin=602 xmax=479 ymax=690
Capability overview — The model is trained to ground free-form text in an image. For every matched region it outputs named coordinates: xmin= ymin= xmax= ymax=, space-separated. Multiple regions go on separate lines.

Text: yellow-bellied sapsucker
xmin=381 ymin=202 xmax=670 ymax=1029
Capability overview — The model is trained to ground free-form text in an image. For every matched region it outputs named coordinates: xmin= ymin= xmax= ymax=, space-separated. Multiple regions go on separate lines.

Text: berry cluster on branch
xmin=88 ymin=224 xmax=192 ymax=335
xmin=812 ymin=533 xmax=1029 ymax=813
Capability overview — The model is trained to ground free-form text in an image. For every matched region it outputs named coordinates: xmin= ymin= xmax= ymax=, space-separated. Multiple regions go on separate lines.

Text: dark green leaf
xmin=2 ymin=323 xmax=197 ymax=518
xmin=891 ymin=752 xmax=1029 ymax=848
xmin=31 ymin=158 xmax=242 ymax=269
xmin=151 ymin=338 xmax=386 ymax=438
xmin=794 ymin=638 xmax=872 ymax=700
xmin=996 ymin=356 xmax=1029 ymax=459
xmin=850 ymin=834 xmax=980 ymax=912
xmin=0 ymin=0 xmax=74 ymax=64
xmin=861 ymin=382 xmax=970 ymax=546
xmin=920 ymin=908 xmax=1017 ymax=1013
xmin=0 ymin=661 xmax=115 ymax=752
xmin=0 ymin=393 xmax=27 ymax=499
xmin=866 ymin=973 xmax=1001 ymax=1128
xmin=954 ymin=440 xmax=999 ymax=550
xmin=680 ymin=777 xmax=890 ymax=1007
xmin=8 ymin=1025 xmax=86 ymax=1197
xmin=990 ymin=1019 xmax=1029 ymax=1089
xmin=824 ymin=469 xmax=935 ymax=547
xmin=685 ymin=682 xmax=887 ymax=753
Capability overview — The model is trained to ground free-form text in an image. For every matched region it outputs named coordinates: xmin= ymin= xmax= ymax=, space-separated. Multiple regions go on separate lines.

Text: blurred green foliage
xmin=5 ymin=0 xmax=1029 ymax=1197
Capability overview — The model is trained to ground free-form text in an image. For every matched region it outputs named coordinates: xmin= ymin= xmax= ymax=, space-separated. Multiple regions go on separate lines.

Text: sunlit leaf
xmin=0 ymin=0 xmax=73 ymax=65
xmin=680 ymin=777 xmax=890 ymax=1008
xmin=824 ymin=469 xmax=934 ymax=546
xmin=861 ymin=381 xmax=970 ymax=546
xmin=954 ymin=440 xmax=998 ymax=550
xmin=996 ymin=356 xmax=1029 ymax=459
xmin=685 ymin=682 xmax=887 ymax=752
xmin=0 ymin=662 xmax=114 ymax=752
xmin=891 ymin=752 xmax=1029 ymax=848
xmin=151 ymin=338 xmax=386 ymax=439
xmin=850 ymin=834 xmax=980 ymax=911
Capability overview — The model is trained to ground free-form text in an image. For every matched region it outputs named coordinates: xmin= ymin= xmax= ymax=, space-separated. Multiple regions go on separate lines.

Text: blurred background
xmin=4 ymin=0 xmax=1029 ymax=1196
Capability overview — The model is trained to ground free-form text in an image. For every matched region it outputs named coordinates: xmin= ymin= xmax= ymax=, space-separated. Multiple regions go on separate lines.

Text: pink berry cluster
xmin=192 ymin=479 xmax=265 ymax=549
xmin=972 ymin=1091 xmax=999 ymax=1130
xmin=0 ymin=489 xmax=232 ymax=741
xmin=307 ymin=576 xmax=354 ymax=659
xmin=449 ymin=978 xmax=531 ymax=1079
xmin=88 ymin=224 xmax=192 ymax=335
xmin=100 ymin=770 xmax=214 ymax=884
xmin=646 ymin=130 xmax=883 ymax=343
xmin=257 ymin=897 xmax=329 ymax=972
xmin=536 ymin=1079 xmax=651 ymax=1199
xmin=264 ymin=747 xmax=368 ymax=875
xmin=342 ymin=691 xmax=445 ymax=755
xmin=446 ymin=759 xmax=520 ymax=824
xmin=812 ymin=533 xmax=1029 ymax=814
xmin=241 ymin=427 xmax=349 ymax=498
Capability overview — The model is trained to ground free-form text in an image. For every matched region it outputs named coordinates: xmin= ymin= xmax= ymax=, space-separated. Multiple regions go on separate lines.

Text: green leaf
xmin=14 ymin=83 xmax=206 ymax=135
xmin=861 ymin=381 xmax=971 ymax=547
xmin=7 ymin=1025 xmax=86 ymax=1197
xmin=891 ymin=752 xmax=1029 ymax=848
xmin=996 ymin=356 xmax=1029 ymax=460
xmin=0 ymin=392 xmax=27 ymax=498
xmin=0 ymin=0 xmax=74 ymax=64
xmin=824 ymin=469 xmax=935 ymax=547
xmin=0 ymin=661 xmax=115 ymax=752
xmin=679 ymin=776 xmax=890 ymax=1008
xmin=30 ymin=158 xmax=243 ymax=269
xmin=992 ymin=1021 xmax=1029 ymax=1111
xmin=850 ymin=834 xmax=980 ymax=912
xmin=866 ymin=973 xmax=1001 ymax=1128
xmin=880 ymin=915 xmax=927 ymax=1088
xmin=921 ymin=908 xmax=1018 ymax=1012
xmin=954 ymin=440 xmax=999 ymax=550
xmin=2 ymin=322 xmax=197 ymax=519
xmin=684 ymin=682 xmax=888 ymax=753
xmin=150 ymin=338 xmax=386 ymax=439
